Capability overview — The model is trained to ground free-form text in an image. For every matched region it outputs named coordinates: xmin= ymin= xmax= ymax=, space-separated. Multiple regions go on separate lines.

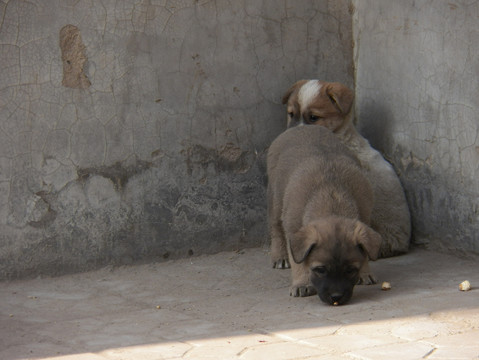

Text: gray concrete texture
xmin=0 ymin=0 xmax=354 ymax=279
xmin=2 ymin=247 xmax=479 ymax=359
xmin=353 ymin=0 xmax=479 ymax=253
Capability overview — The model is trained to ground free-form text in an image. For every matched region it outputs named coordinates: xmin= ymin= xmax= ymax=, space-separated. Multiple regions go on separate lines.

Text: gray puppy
xmin=267 ymin=125 xmax=382 ymax=305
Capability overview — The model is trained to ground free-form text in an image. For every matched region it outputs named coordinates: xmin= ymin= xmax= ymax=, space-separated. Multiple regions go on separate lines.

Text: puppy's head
xmin=282 ymin=80 xmax=354 ymax=131
xmin=290 ymin=217 xmax=381 ymax=305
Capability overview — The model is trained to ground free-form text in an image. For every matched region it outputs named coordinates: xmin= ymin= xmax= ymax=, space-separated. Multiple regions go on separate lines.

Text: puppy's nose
xmin=331 ymin=294 xmax=343 ymax=305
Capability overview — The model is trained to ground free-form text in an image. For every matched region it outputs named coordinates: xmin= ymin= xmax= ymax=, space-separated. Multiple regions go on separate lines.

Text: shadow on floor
xmin=1 ymin=246 xmax=479 ymax=359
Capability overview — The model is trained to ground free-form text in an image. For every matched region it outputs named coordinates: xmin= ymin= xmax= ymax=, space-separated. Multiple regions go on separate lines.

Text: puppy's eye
xmin=288 ymin=112 xmax=294 ymax=118
xmin=312 ymin=266 xmax=327 ymax=276
xmin=345 ymin=266 xmax=359 ymax=277
xmin=309 ymin=114 xmax=321 ymax=123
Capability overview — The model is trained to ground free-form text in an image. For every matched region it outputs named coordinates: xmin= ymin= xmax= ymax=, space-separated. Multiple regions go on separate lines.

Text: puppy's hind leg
xmin=268 ymin=185 xmax=290 ymax=269
xmin=270 ymin=221 xmax=290 ymax=269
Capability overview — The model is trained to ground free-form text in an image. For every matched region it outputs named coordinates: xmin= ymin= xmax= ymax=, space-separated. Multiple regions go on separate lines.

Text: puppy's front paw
xmin=290 ymin=285 xmax=317 ymax=297
xmin=357 ymin=272 xmax=377 ymax=285
xmin=272 ymin=258 xmax=291 ymax=269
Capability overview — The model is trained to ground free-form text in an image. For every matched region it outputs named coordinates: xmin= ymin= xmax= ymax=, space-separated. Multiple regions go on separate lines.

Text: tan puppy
xmin=267 ymin=126 xmax=382 ymax=305
xmin=282 ymin=80 xmax=411 ymax=258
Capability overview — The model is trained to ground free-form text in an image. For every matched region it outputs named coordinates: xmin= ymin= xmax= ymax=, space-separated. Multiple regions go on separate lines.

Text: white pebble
xmin=459 ymin=280 xmax=471 ymax=291
xmin=381 ymin=282 xmax=391 ymax=291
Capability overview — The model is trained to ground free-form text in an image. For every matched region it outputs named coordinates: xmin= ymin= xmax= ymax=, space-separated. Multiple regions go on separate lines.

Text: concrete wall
xmin=0 ymin=0 xmax=354 ymax=279
xmin=353 ymin=0 xmax=479 ymax=253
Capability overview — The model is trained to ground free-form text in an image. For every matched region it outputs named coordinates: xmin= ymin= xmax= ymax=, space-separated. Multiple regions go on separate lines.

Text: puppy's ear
xmin=353 ymin=221 xmax=382 ymax=261
xmin=282 ymin=80 xmax=308 ymax=104
xmin=290 ymin=225 xmax=319 ymax=264
xmin=325 ymin=82 xmax=354 ymax=115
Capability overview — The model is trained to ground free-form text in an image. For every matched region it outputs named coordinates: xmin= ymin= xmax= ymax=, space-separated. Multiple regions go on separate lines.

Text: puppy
xmin=281 ymin=80 xmax=411 ymax=258
xmin=267 ymin=125 xmax=382 ymax=305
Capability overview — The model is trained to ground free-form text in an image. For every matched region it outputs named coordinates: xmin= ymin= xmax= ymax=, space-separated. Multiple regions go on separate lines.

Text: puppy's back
xmin=267 ymin=126 xmax=358 ymax=184
xmin=267 ymin=126 xmax=373 ymax=238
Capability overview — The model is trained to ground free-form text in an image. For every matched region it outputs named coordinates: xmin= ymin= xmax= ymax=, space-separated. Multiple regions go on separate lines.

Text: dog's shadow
xmin=356 ymin=101 xmax=393 ymax=155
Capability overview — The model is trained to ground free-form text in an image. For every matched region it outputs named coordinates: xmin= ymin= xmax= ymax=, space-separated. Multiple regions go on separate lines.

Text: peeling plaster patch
xmin=59 ymin=25 xmax=91 ymax=89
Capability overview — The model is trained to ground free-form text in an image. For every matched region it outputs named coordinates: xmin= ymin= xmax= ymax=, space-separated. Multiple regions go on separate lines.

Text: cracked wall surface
xmin=0 ymin=0 xmax=353 ymax=279
xmin=353 ymin=0 xmax=479 ymax=253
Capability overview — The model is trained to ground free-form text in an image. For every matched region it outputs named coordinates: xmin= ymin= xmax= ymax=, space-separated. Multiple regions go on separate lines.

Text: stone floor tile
xmin=391 ymin=316 xmax=455 ymax=341
xmin=304 ymin=332 xmax=402 ymax=354
xmin=100 ymin=342 xmax=192 ymax=359
xmin=334 ymin=317 xmax=407 ymax=337
xmin=183 ymin=332 xmax=280 ymax=359
xmin=346 ymin=342 xmax=435 ymax=360
xmin=262 ymin=321 xmax=341 ymax=341
xmin=238 ymin=341 xmax=327 ymax=360
xmin=430 ymin=307 xmax=479 ymax=330
xmin=426 ymin=346 xmax=479 ymax=359
xmin=40 ymin=354 xmax=108 ymax=360
xmin=152 ymin=319 xmax=225 ymax=342
xmin=422 ymin=329 xmax=479 ymax=346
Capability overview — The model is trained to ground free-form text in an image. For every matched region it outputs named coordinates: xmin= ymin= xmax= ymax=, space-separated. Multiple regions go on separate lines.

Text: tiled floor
xmin=1 ymin=246 xmax=479 ymax=359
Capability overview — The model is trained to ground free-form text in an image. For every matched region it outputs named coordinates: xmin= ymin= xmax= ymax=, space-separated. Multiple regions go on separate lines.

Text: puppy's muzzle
xmin=313 ymin=277 xmax=355 ymax=306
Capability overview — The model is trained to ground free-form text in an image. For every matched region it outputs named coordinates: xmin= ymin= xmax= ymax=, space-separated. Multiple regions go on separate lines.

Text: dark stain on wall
xmin=77 ymin=159 xmax=153 ymax=191
xmin=182 ymin=143 xmax=253 ymax=176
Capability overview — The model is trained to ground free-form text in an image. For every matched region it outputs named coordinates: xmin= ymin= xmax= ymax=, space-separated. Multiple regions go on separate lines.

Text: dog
xmin=281 ymin=80 xmax=411 ymax=258
xmin=267 ymin=125 xmax=382 ymax=305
